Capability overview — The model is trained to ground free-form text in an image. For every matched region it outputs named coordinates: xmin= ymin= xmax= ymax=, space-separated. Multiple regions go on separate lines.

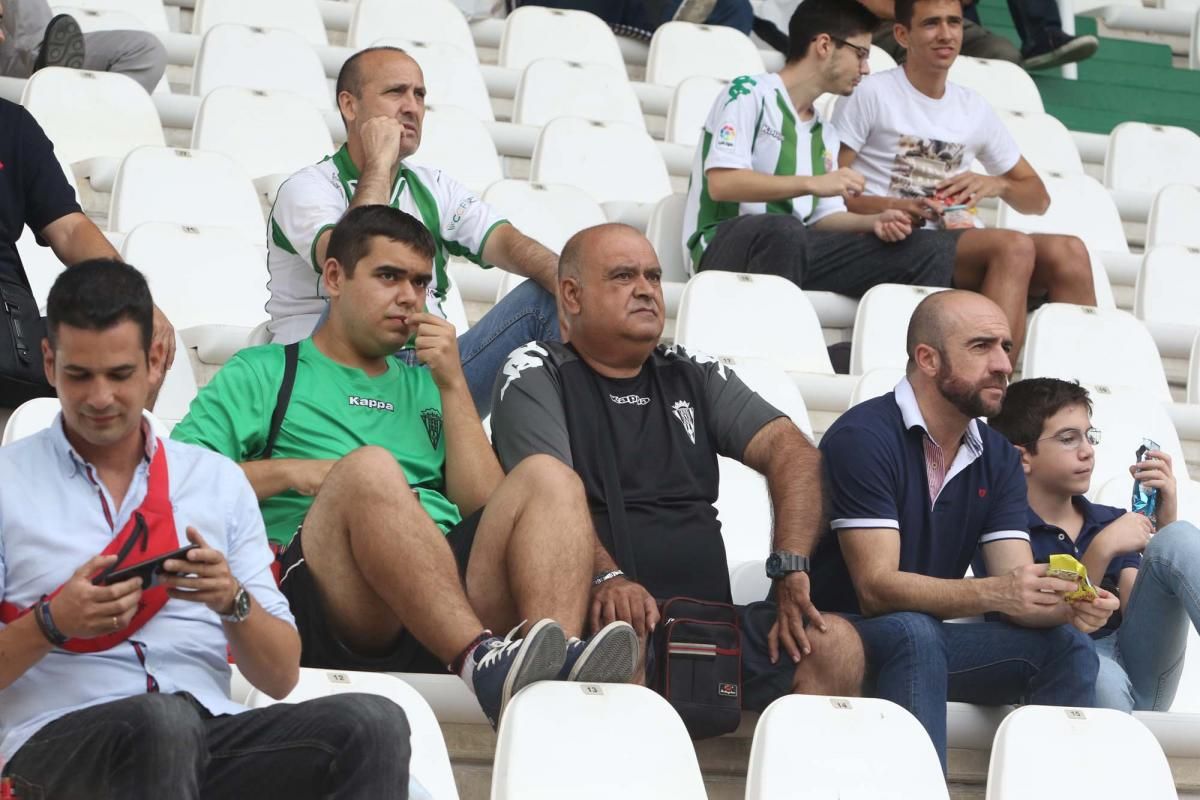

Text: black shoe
xmin=33 ymin=14 xmax=85 ymax=72
xmin=1023 ymin=33 xmax=1099 ymax=71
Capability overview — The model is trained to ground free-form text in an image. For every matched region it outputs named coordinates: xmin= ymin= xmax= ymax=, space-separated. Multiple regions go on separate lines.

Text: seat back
xmin=53 ymin=0 xmax=169 ymax=31
xmin=1146 ymin=183 xmax=1200 ymax=249
xmin=409 ymin=105 xmax=502 ymax=195
xmin=491 ymin=682 xmax=707 ymax=799
xmin=664 ymin=75 xmax=726 ymax=147
xmin=481 ymin=180 xmax=607 ymax=255
xmin=850 ymin=284 xmax=948 ymax=374
xmin=1083 ymin=383 xmax=1189 ymax=494
xmin=1191 ymin=330 xmax=1200 ymax=405
xmin=645 ymin=193 xmax=690 ymax=282
xmin=514 ymin=59 xmax=644 ymax=130
xmin=3 ymin=400 xmax=168 ymax=445
xmin=56 ymin=5 xmax=149 ymax=31
xmin=850 ymin=367 xmax=908 ymax=407
xmin=1104 ymin=122 xmax=1200 ymax=195
xmin=675 ymin=272 xmax=833 ymax=374
xmin=498 ymin=6 xmax=625 ymax=71
xmin=646 ymin=21 xmax=765 ymax=87
xmin=1134 ymin=244 xmax=1200 ymax=328
xmin=997 ymin=174 xmax=1129 ymax=254
xmin=948 ymin=56 xmax=1043 ymax=112
xmin=193 ymin=0 xmax=327 ymax=45
xmin=530 ymin=118 xmax=672 ymax=205
xmin=997 ymin=109 xmax=1084 ymax=175
xmin=746 ymin=695 xmax=948 ymax=800
xmin=375 ymin=39 xmax=493 ymax=121
xmin=349 ymin=0 xmax=477 ymax=59
xmin=192 ymin=24 xmax=332 ymax=109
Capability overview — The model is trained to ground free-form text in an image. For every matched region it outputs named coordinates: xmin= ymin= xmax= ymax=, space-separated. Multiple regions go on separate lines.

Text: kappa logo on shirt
xmin=672 ymin=400 xmax=697 ymax=445
xmin=760 ymin=123 xmax=783 ymax=142
xmin=499 ymin=343 xmax=548 ymax=401
xmin=348 ymin=395 xmax=395 ymax=412
xmin=609 ymin=393 xmax=650 ymax=406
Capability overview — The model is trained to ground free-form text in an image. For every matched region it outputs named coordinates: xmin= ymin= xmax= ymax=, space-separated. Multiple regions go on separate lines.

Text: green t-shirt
xmin=172 ymin=339 xmax=460 ymax=547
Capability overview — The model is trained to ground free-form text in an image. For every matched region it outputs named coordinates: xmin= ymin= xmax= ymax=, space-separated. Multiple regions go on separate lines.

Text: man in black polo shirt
xmin=490 ymin=223 xmax=863 ymax=710
xmin=808 ymin=289 xmax=1116 ymax=770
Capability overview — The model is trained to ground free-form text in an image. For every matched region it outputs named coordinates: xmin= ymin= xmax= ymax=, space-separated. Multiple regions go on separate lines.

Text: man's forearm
xmin=810 ymin=211 xmax=876 ymax=234
xmin=593 ymin=533 xmax=619 ymax=575
xmin=706 ymin=169 xmax=814 ymax=204
xmin=858 ymin=571 xmax=1006 ymax=619
xmin=0 ymin=612 xmax=54 ymax=691
xmin=350 ymin=162 xmax=397 ymax=209
xmin=765 ymin=435 xmax=824 ymax=557
xmin=442 ymin=382 xmax=503 ymax=516
xmin=486 ymin=227 xmax=558 ymax=294
xmin=224 ymin=597 xmax=300 ymax=700
xmin=844 ymin=194 xmax=900 ymax=215
xmin=43 ymin=212 xmax=120 ymax=267
xmin=240 ymin=460 xmax=302 ymax=501
xmin=998 ymin=176 xmax=1049 ymax=215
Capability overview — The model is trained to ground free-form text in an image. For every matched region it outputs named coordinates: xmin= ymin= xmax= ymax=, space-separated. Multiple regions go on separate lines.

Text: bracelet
xmin=592 ymin=569 xmax=625 ymax=587
xmin=33 ymin=597 xmax=68 ymax=646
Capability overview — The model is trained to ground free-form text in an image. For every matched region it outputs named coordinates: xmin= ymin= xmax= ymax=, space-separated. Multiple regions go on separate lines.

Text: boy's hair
xmin=895 ymin=0 xmax=964 ymax=28
xmin=988 ymin=378 xmax=1093 ymax=454
xmin=787 ymin=0 xmax=879 ymax=63
xmin=45 ymin=259 xmax=154 ymax=353
xmin=326 ymin=205 xmax=437 ymax=276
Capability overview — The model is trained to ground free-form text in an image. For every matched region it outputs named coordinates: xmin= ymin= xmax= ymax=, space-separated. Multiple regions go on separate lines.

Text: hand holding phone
xmin=95 ymin=544 xmax=198 ymax=589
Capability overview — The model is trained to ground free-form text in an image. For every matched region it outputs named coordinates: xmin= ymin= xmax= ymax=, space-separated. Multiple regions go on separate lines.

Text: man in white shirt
xmin=682 ymin=0 xmax=959 ymax=299
xmin=835 ymin=0 xmax=1096 ymax=360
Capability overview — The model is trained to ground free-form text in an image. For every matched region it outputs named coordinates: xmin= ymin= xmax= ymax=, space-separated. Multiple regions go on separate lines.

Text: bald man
xmin=807 ymin=289 xmax=1116 ymax=770
xmin=267 ymin=46 xmax=560 ymax=415
xmin=490 ymin=224 xmax=864 ymax=718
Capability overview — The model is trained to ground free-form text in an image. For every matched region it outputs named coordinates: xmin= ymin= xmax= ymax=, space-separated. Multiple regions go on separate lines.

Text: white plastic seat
xmin=850 ymin=284 xmax=948 ymax=374
xmin=108 ymin=147 xmax=265 ymax=240
xmin=1020 ymin=304 xmax=1171 ymax=402
xmin=54 ymin=6 xmax=148 ymax=31
xmin=1191 ymin=330 xmax=1200 ymax=405
xmin=192 ymin=24 xmax=333 ymax=110
xmin=50 ymin=0 xmax=168 ymax=31
xmin=154 ymin=333 xmax=199 ymax=429
xmin=246 ymin=668 xmax=458 ymax=800
xmin=481 ymin=180 xmax=606 ymax=255
xmin=646 ymin=21 xmax=765 ymax=87
xmin=3 ymin=400 xmax=168 ymax=445
xmin=996 ymin=109 xmax=1084 ymax=175
xmin=746 ymin=695 xmax=948 ymax=800
xmin=850 ymin=367 xmax=907 ymax=407
xmin=675 ymin=271 xmax=833 ymax=374
xmin=1134 ymin=244 xmax=1200 ymax=350
xmin=498 ymin=6 xmax=625 ymax=72
xmin=665 ymin=75 xmax=726 ymax=147
xmin=20 ymin=67 xmax=164 ymax=167
xmin=374 ymin=39 xmax=493 ymax=122
xmin=1146 ymin=184 xmax=1200 ymax=249
xmin=729 ymin=559 xmax=770 ymax=605
xmin=646 ymin=193 xmax=690 ymax=282
xmin=513 ymin=59 xmax=644 ymax=130
xmin=947 ymin=56 xmax=1044 ymax=112
xmin=1104 ymin=122 xmax=1200 ymax=196
xmin=407 ymin=105 xmax=502 ymax=196
xmin=1083 ymin=383 xmax=1190 ymax=495
xmin=192 ymin=0 xmax=327 ymax=46
xmin=349 ymin=0 xmax=477 ymax=60
xmin=986 ymin=706 xmax=1174 ymax=799
xmin=192 ymin=88 xmax=335 ymax=186
xmin=530 ymin=118 xmax=672 ymax=206
xmin=491 ymin=682 xmax=706 ymax=800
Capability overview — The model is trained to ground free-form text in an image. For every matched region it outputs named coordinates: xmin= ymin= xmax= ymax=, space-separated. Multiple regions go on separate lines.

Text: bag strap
xmin=261 ymin=342 xmax=299 ymax=460
xmin=0 ymin=281 xmax=35 ymax=366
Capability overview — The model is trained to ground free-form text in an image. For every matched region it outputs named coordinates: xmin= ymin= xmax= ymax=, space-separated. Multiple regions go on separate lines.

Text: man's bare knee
xmin=792 ymin=615 xmax=864 ymax=697
xmin=320 ymin=446 xmax=412 ymax=501
xmin=506 ymin=454 xmax=585 ymax=503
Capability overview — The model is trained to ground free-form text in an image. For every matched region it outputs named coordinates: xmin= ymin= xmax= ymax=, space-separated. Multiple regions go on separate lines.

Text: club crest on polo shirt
xmin=420 ymin=408 xmax=443 ymax=449
xmin=348 ymin=395 xmax=395 ymax=412
xmin=672 ymin=400 xmax=696 ymax=445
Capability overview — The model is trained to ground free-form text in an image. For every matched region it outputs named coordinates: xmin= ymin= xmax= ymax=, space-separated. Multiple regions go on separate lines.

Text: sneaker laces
xmin=475 ymin=621 xmax=528 ymax=672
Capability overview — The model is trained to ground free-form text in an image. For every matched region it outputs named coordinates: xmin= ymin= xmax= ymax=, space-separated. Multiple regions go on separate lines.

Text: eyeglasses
xmin=1028 ymin=428 xmax=1102 ymax=451
xmin=829 ymin=36 xmax=871 ymax=63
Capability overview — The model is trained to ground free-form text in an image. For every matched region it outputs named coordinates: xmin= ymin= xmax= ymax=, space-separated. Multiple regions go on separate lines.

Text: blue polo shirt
xmin=810 ymin=378 xmax=1030 ymax=614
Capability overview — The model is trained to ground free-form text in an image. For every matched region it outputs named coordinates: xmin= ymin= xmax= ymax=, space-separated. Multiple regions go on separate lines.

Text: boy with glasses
xmin=983 ymin=377 xmax=1200 ymax=712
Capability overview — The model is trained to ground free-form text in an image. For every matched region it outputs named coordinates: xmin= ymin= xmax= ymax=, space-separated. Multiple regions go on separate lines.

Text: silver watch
xmin=219 ymin=583 xmax=251 ymax=624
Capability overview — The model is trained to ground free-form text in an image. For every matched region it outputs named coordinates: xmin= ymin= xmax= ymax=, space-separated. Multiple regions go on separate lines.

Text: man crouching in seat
xmin=489 ymin=223 xmax=864 ymax=711
xmin=173 ymin=206 xmax=638 ymax=729
xmin=0 ymin=260 xmax=412 ymax=798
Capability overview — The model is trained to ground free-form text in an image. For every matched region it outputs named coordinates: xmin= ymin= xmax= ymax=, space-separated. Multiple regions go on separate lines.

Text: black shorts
xmin=278 ymin=508 xmax=483 ymax=673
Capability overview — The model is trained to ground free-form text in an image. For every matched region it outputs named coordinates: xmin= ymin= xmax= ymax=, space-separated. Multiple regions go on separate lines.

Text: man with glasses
xmin=806 ymin=290 xmax=1116 ymax=771
xmin=983 ymin=377 xmax=1200 ymax=713
xmin=681 ymin=0 xmax=958 ymax=297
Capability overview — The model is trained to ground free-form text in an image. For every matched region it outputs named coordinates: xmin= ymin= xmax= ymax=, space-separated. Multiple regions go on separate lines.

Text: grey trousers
xmin=0 ymin=19 xmax=166 ymax=93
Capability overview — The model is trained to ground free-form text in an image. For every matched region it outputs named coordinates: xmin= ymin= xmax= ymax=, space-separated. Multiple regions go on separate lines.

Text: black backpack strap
xmin=261 ymin=342 xmax=299 ymax=460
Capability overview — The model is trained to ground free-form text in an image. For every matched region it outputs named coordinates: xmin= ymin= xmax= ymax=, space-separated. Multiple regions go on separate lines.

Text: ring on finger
xmin=111 ymin=615 xmax=119 ymax=631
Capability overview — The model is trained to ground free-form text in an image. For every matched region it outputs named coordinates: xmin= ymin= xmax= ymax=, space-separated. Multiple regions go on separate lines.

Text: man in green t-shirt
xmin=173 ymin=206 xmax=638 ymax=729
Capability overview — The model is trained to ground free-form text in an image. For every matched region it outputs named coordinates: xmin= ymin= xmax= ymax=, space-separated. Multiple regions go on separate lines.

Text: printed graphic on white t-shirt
xmin=889 ymin=135 xmax=968 ymax=199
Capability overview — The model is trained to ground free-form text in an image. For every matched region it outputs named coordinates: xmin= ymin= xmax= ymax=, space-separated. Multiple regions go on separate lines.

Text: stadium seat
xmin=192 ymin=88 xmax=335 ymax=190
xmin=498 ymin=6 xmax=625 ymax=72
xmin=349 ymin=0 xmax=477 ymax=60
xmin=850 ymin=367 xmax=907 ymax=407
xmin=947 ymin=56 xmax=1044 ymax=113
xmin=645 ymin=21 xmax=766 ymax=88
xmin=530 ymin=118 xmax=673 ymax=207
xmin=107 ymin=146 xmax=265 ymax=240
xmin=996 ymin=110 xmax=1084 ymax=176
xmin=1191 ymin=330 xmax=1200 ymax=405
xmin=646 ymin=193 xmax=689 ymax=282
xmin=155 ymin=332 xmax=199 ymax=429
xmin=1104 ymin=122 xmax=1200 ymax=196
xmin=51 ymin=0 xmax=168 ymax=31
xmin=987 ymin=706 xmax=1175 ymax=799
xmin=728 ymin=559 xmax=770 ymax=605
xmin=1146 ymin=184 xmax=1200 ymax=249
xmin=746 ymin=694 xmax=948 ymax=800
xmin=192 ymin=0 xmax=327 ymax=46
xmin=491 ymin=682 xmax=707 ymax=799
xmin=407 ymin=105 xmax=503 ymax=196
xmin=481 ymin=181 xmax=607 ymax=255
xmin=55 ymin=6 xmax=150 ymax=32
xmin=375 ymin=40 xmax=494 ymax=122
xmin=513 ymin=59 xmax=645 ymax=130
xmin=675 ymin=272 xmax=833 ymax=374
xmin=3 ymin=399 xmax=168 ymax=445
xmin=665 ymin=75 xmax=726 ymax=147
xmin=1134 ymin=245 xmax=1200 ymax=357
xmin=1021 ymin=304 xmax=1171 ymax=402
xmin=849 ymin=284 xmax=948 ymax=374
xmin=20 ymin=67 xmax=164 ymax=168
xmin=245 ymin=668 xmax=458 ymax=800
xmin=191 ymin=24 xmax=333 ymax=110
xmin=1080 ymin=382 xmax=1190 ymax=495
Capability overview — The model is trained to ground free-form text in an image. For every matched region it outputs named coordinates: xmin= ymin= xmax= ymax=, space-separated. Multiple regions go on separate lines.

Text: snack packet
xmin=1132 ymin=438 xmax=1159 ymax=527
xmin=940 ymin=204 xmax=977 ymax=230
xmin=1047 ymin=554 xmax=1098 ymax=603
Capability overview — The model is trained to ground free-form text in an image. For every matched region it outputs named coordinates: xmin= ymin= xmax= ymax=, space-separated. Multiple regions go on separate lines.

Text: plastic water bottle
xmin=1132 ymin=437 xmax=1160 ymax=529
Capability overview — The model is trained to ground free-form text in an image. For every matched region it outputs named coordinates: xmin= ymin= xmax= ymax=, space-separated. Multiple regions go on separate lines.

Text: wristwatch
xmin=219 ymin=583 xmax=251 ymax=624
xmin=765 ymin=551 xmax=811 ymax=580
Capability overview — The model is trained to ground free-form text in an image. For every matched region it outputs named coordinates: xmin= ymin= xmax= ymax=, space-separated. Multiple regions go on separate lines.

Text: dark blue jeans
xmin=3 ymin=692 xmax=411 ymax=799
xmin=515 ymin=0 xmax=753 ymax=33
xmin=852 ymin=612 xmax=1097 ymax=772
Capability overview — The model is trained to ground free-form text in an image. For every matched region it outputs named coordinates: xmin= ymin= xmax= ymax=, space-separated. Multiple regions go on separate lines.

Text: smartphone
xmin=94 ymin=544 xmax=198 ymax=588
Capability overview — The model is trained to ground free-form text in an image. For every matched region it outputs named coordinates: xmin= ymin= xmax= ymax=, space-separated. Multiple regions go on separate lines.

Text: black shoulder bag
xmin=0 ymin=268 xmax=55 ymax=408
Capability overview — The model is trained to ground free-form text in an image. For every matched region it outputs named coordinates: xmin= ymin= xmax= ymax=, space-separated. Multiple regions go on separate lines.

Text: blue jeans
xmin=1093 ymin=521 xmax=1200 ymax=712
xmin=852 ymin=612 xmax=1097 ymax=772
xmin=662 ymin=0 xmax=754 ymax=32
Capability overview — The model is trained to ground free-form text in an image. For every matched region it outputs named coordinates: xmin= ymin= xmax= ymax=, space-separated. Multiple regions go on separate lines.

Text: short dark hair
xmin=895 ymin=0 xmax=963 ymax=28
xmin=336 ymin=45 xmax=410 ymax=104
xmin=46 ymin=259 xmax=154 ymax=353
xmin=988 ymin=378 xmax=1093 ymax=454
xmin=326 ymin=205 xmax=437 ymax=276
xmin=787 ymin=0 xmax=879 ymax=62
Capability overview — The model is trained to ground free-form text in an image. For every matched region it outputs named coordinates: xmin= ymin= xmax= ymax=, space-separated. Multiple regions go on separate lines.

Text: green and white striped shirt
xmin=682 ymin=72 xmax=845 ymax=274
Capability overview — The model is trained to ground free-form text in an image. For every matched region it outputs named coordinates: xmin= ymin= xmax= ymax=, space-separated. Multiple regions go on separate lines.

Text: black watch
xmin=765 ymin=551 xmax=810 ymax=580
xmin=219 ymin=584 xmax=251 ymax=624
